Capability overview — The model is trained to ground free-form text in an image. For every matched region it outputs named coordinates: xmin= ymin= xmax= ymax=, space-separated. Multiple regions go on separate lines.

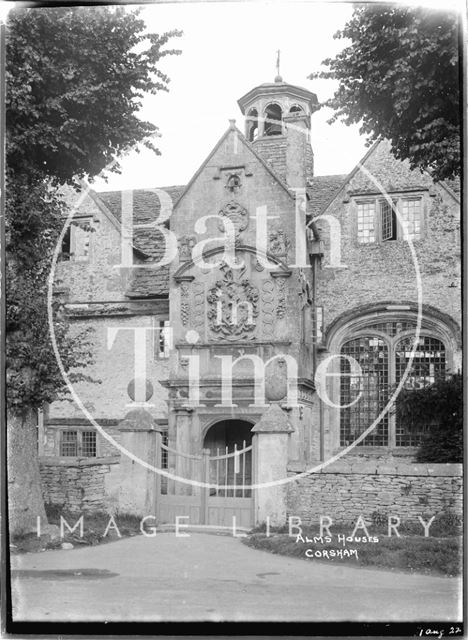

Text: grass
xmin=243 ymin=522 xmax=462 ymax=578
xmin=10 ymin=505 xmax=143 ymax=554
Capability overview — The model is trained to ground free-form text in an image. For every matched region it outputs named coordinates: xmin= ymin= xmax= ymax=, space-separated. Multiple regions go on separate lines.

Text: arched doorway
xmin=204 ymin=419 xmax=253 ymax=454
xmin=203 ymin=419 xmax=254 ymax=527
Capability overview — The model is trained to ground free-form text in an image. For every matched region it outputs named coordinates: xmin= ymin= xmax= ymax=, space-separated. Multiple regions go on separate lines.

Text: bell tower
xmin=237 ymin=69 xmax=318 ymax=188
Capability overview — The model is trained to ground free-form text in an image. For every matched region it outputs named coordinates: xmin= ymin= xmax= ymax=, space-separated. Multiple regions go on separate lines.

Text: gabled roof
xmin=307 ymin=174 xmax=347 ymax=217
xmin=174 ymin=121 xmax=295 ymax=210
xmin=96 ymin=186 xmax=184 ymax=298
xmin=309 ymin=139 xmax=461 ymax=223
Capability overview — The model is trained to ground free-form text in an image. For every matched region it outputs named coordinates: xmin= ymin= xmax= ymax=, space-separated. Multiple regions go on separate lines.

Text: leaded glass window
xmin=339 ymin=320 xmax=447 ymax=448
xmin=380 ymin=200 xmax=397 ymax=241
xmin=340 ymin=337 xmax=389 ymax=446
xmin=400 ymin=198 xmax=422 ymax=241
xmin=357 ymin=201 xmax=376 ymax=243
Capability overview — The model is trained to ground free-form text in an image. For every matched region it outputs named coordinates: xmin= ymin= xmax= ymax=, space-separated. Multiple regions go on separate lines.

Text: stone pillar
xmin=252 ymin=403 xmax=294 ymax=527
xmin=115 ymin=408 xmax=160 ymax=517
xmin=174 ymin=408 xmax=194 ymax=496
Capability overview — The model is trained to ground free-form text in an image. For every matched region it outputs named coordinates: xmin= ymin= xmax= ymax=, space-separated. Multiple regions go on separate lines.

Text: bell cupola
xmin=237 ymin=59 xmax=318 ymax=188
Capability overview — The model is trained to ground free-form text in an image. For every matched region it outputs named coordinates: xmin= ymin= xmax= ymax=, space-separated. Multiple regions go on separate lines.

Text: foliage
xmin=6 ymin=6 xmax=181 ymax=414
xmin=6 ymin=6 xmax=181 ymax=183
xmin=310 ymin=5 xmax=460 ymax=182
xmin=5 ymin=172 xmax=95 ymax=410
xmin=396 ymin=373 xmax=463 ymax=463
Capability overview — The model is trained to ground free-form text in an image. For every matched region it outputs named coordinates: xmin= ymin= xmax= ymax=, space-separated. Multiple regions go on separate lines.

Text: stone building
xmin=40 ymin=76 xmax=462 ymax=527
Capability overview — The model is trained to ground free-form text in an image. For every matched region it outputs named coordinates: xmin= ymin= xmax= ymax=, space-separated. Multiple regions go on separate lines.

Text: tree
xmin=310 ymin=5 xmax=460 ymax=182
xmin=5 ymin=5 xmax=181 ymax=536
xmin=396 ymin=373 xmax=462 ymax=463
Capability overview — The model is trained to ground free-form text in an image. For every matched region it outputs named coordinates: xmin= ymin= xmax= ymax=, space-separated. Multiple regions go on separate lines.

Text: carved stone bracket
xmin=175 ymin=275 xmax=194 ymax=327
xmin=271 ymin=270 xmax=291 ymax=319
xmin=269 ymin=228 xmax=291 ymax=261
xmin=178 ymin=235 xmax=197 ymax=262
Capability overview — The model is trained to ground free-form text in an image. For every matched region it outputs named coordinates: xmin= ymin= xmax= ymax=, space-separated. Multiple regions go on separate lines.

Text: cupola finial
xmin=275 ymin=49 xmax=283 ymax=83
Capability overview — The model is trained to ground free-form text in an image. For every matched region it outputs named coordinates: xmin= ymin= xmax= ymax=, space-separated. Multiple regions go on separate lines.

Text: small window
xmin=60 ymin=219 xmax=92 ymax=262
xmin=289 ymin=105 xmax=303 ymax=114
xmin=357 ymin=201 xmax=376 ymax=243
xmin=73 ymin=221 xmax=91 ymax=261
xmin=161 ymin=431 xmax=168 ymax=469
xmin=380 ymin=200 xmax=397 ymax=242
xmin=61 ymin=228 xmax=71 ymax=260
xmin=400 ymin=198 xmax=422 ymax=241
xmin=60 ymin=430 xmax=78 ymax=456
xmin=356 ymin=196 xmax=422 ymax=244
xmin=157 ymin=320 xmax=171 ymax=358
xmin=60 ymin=430 xmax=97 ymax=457
xmin=81 ymin=431 xmax=97 ymax=457
xmin=315 ymin=306 xmax=323 ymax=343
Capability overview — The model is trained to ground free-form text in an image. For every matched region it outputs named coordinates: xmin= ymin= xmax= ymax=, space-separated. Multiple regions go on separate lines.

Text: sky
xmin=91 ymin=1 xmax=373 ymax=192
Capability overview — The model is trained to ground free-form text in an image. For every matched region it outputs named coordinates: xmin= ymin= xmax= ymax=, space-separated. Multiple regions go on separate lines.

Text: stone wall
xmin=315 ymin=140 xmax=461 ymax=332
xmin=40 ymin=457 xmax=119 ymax=513
xmin=286 ymin=461 xmax=462 ymax=524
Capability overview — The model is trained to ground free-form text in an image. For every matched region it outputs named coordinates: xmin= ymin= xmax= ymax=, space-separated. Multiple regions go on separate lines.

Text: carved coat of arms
xmin=207 ymin=262 xmax=259 ymax=340
xmin=218 ymin=202 xmax=249 ymax=240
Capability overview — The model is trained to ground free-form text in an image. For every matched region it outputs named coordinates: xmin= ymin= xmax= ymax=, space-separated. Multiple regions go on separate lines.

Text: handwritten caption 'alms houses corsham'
xmin=295 ymin=533 xmax=378 ymax=560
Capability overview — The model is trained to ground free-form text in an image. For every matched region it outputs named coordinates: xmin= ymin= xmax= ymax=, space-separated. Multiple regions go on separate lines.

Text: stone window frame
xmin=354 ymin=193 xmax=426 ymax=245
xmin=61 ymin=215 xmax=94 ymax=262
xmin=325 ymin=308 xmax=457 ymax=454
xmin=58 ymin=427 xmax=99 ymax=458
xmin=153 ymin=318 xmax=171 ymax=359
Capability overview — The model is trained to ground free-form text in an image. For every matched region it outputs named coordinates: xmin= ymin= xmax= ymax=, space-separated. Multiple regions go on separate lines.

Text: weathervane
xmin=275 ymin=49 xmax=283 ymax=83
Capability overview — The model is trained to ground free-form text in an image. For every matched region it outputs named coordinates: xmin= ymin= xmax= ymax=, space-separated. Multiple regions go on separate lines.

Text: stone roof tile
xmin=307 ymin=174 xmax=347 ymax=216
xmin=97 ymin=186 xmax=184 ymax=298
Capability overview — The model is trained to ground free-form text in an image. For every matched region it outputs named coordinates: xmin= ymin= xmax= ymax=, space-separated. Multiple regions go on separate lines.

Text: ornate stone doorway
xmin=156 ymin=419 xmax=255 ymax=529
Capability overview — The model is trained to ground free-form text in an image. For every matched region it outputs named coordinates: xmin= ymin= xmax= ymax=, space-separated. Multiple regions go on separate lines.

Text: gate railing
xmin=157 ymin=437 xmax=253 ymax=499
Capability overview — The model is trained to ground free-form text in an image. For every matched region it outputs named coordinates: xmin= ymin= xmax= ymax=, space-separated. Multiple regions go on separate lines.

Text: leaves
xmin=6 ymin=6 xmax=182 ymax=183
xmin=310 ymin=6 xmax=460 ymax=182
xmin=396 ymin=374 xmax=463 ymax=463
xmin=6 ymin=7 xmax=181 ymax=412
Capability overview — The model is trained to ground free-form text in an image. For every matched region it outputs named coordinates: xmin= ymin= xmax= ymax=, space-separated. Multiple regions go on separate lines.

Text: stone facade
xmin=41 ymin=77 xmax=462 ymax=526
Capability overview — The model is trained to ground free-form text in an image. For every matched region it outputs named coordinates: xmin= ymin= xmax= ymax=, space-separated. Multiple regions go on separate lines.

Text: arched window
xmin=339 ymin=320 xmax=447 ymax=448
xmin=289 ymin=104 xmax=303 ymax=114
xmin=341 ymin=336 xmax=389 ymax=447
xmin=264 ymin=103 xmax=283 ymax=136
xmin=246 ymin=108 xmax=258 ymax=141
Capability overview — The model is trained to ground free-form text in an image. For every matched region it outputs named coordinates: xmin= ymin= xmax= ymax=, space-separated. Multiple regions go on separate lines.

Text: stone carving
xmin=207 ymin=262 xmax=259 ymax=340
xmin=276 ymin=276 xmax=287 ymax=318
xmin=178 ymin=235 xmax=197 ymax=261
xmin=261 ymin=279 xmax=275 ymax=336
xmin=298 ymin=387 xmax=315 ymax=406
xmin=225 ymin=173 xmax=242 ymax=194
xmin=255 ymin=259 xmax=265 ymax=272
xmin=218 ymin=201 xmax=249 ymax=239
xmin=269 ymin=228 xmax=291 ymax=260
xmin=180 ymin=282 xmax=189 ymax=325
xmin=192 ymin=282 xmax=205 ymax=330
